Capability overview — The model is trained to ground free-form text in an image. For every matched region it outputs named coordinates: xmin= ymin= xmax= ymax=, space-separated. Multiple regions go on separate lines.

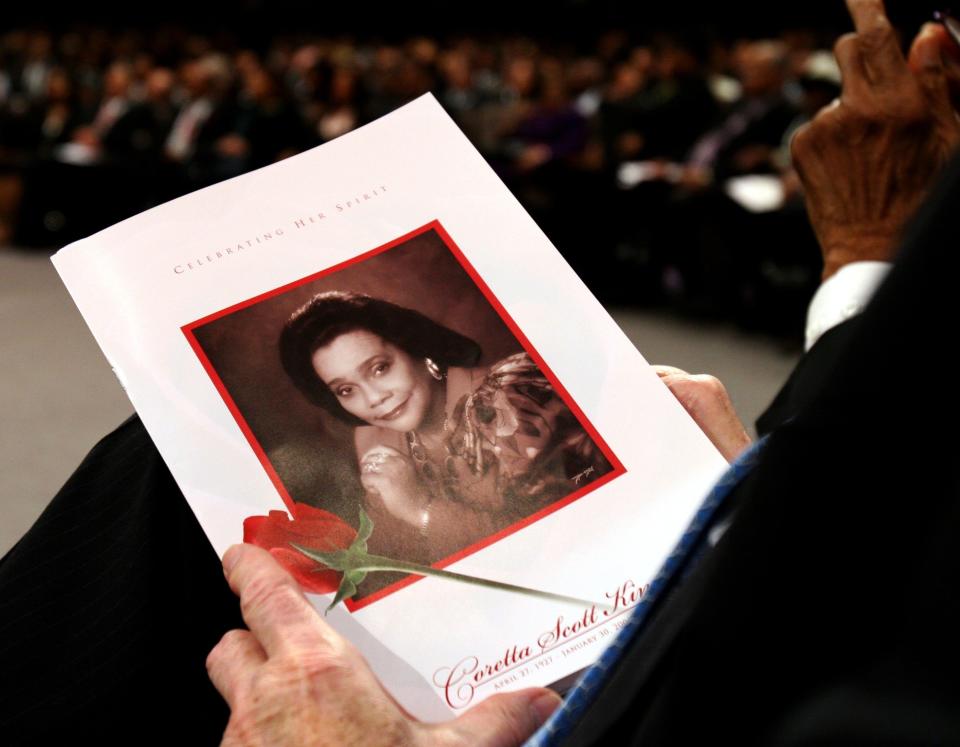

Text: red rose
xmin=243 ymin=503 xmax=356 ymax=594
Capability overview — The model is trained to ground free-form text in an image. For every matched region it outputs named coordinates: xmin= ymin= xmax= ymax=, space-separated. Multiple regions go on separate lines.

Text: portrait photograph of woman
xmin=187 ymin=224 xmax=620 ymax=604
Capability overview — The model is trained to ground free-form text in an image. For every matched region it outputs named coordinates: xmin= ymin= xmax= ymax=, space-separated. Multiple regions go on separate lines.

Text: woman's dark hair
xmin=280 ymin=291 xmax=482 ymax=424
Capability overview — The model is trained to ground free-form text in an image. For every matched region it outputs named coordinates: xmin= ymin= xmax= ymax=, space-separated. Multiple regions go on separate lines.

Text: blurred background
xmin=0 ymin=0 xmax=926 ymax=554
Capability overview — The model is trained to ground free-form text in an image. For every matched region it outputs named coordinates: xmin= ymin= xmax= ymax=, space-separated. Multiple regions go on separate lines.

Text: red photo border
xmin=182 ymin=220 xmax=626 ymax=611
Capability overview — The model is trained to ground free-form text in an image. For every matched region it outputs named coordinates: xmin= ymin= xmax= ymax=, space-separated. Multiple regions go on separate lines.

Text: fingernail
xmin=222 ymin=544 xmax=242 ymax=575
xmin=529 ymin=690 xmax=563 ymax=725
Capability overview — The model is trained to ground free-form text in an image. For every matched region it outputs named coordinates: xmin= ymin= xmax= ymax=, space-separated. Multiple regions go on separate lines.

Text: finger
xmin=907 ymin=23 xmax=954 ymax=114
xmin=223 ymin=543 xmax=342 ymax=658
xmin=656 ymin=371 xmax=693 ymax=403
xmin=908 ymin=23 xmax=948 ymax=71
xmin=650 ymin=364 xmax=688 ymax=378
xmin=360 ymin=445 xmax=404 ymax=462
xmin=360 ymin=459 xmax=384 ymax=474
xmin=789 ymin=119 xmax=812 ymax=182
xmin=934 ymin=18 xmax=960 ymax=67
xmin=834 ymin=33 xmax=870 ymax=101
xmin=678 ymin=374 xmax=752 ymax=462
xmin=845 ymin=0 xmax=888 ymax=35
xmin=438 ymin=687 xmax=562 ymax=747
xmin=790 ymin=102 xmax=844 ymax=187
xmin=927 ymin=21 xmax=960 ymax=91
xmin=379 ymin=453 xmax=410 ymax=464
xmin=206 ymin=628 xmax=267 ymax=707
xmin=845 ymin=0 xmax=905 ymax=81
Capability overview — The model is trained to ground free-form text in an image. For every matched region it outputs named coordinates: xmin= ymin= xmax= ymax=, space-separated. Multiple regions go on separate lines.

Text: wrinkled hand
xmin=653 ymin=365 xmax=752 ymax=463
xmin=208 ymin=544 xmax=561 ymax=746
xmin=359 ymin=446 xmax=423 ymax=524
xmin=791 ymin=0 xmax=960 ymax=279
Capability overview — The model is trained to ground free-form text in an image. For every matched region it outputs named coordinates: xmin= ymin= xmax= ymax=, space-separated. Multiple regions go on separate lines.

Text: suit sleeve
xmin=755 ymin=315 xmax=860 ymax=435
xmin=0 ymin=416 xmax=242 ymax=742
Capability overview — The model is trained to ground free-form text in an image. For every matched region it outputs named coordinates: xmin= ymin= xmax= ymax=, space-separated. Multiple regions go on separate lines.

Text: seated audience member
xmin=69 ymin=61 xmax=134 ymax=159
xmin=206 ymin=5 xmax=960 ymax=744
xmin=208 ymin=66 xmax=313 ymax=182
xmin=0 ymin=66 xmax=79 ymax=243
xmin=683 ymin=39 xmax=798 ymax=185
xmin=102 ymin=67 xmax=178 ymax=165
xmin=2 ymin=2 xmax=960 ymax=744
xmin=164 ymin=55 xmax=234 ymax=186
xmin=618 ymin=38 xmax=806 ymax=322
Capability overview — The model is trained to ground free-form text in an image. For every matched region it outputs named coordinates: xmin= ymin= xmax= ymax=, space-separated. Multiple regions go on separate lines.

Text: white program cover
xmin=52 ymin=93 xmax=727 ymax=721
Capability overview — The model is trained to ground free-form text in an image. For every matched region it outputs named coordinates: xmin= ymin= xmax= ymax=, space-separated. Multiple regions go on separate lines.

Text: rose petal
xmin=242 ymin=503 xmax=358 ymax=595
xmin=290 ymin=503 xmax=345 ymax=523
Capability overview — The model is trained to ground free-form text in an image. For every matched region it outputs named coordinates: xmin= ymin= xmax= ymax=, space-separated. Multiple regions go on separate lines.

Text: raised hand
xmin=791 ymin=0 xmax=960 ymax=279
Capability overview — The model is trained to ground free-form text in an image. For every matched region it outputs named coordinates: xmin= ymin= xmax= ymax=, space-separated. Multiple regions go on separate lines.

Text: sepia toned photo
xmin=185 ymin=223 xmax=622 ymax=606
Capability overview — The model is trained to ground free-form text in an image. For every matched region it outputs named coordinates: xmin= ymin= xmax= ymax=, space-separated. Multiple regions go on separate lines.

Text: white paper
xmin=53 ymin=93 xmax=727 ymax=720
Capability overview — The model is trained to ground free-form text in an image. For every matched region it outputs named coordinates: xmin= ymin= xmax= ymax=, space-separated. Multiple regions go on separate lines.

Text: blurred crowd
xmin=0 ymin=26 xmax=845 ymax=336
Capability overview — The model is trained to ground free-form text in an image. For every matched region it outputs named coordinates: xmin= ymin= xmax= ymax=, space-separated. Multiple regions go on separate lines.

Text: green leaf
xmin=356 ymin=507 xmax=374 ymax=548
xmin=346 ymin=567 xmax=368 ymax=588
xmin=292 ymin=510 xmax=380 ymax=612
xmin=327 ymin=574 xmax=358 ymax=613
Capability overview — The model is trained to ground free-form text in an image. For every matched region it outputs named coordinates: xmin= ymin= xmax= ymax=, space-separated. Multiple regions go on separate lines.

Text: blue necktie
xmin=526 ymin=436 xmax=769 ymax=746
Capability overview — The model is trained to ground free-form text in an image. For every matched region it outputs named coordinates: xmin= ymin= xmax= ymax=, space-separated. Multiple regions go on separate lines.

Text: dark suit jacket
xmin=3 ymin=155 xmax=959 ymax=744
xmin=0 ymin=420 xmax=242 ymax=744
xmin=561 ymin=155 xmax=960 ymax=745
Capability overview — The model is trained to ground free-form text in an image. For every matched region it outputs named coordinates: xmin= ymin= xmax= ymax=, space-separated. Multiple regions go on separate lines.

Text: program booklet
xmin=53 ymin=93 xmax=727 ymax=720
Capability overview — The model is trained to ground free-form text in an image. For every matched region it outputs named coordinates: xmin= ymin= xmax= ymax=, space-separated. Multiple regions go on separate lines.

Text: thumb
xmin=908 ymin=24 xmax=960 ymax=143
xmin=908 ymin=24 xmax=953 ymax=108
xmin=436 ymin=687 xmax=562 ymax=747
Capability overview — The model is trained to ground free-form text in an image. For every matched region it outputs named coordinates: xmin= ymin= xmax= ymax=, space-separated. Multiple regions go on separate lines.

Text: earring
xmin=424 ymin=357 xmax=443 ymax=381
